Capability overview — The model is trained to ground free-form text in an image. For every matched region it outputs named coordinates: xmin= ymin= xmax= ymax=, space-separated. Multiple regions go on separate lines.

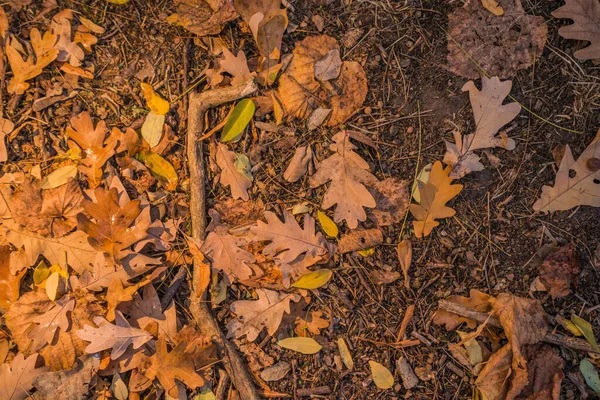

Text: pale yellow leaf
xmin=141 ymin=111 xmax=165 ymax=148
xmin=40 ymin=165 xmax=78 ymax=189
xmin=277 ymin=337 xmax=322 ymax=354
xmin=369 ymin=361 xmax=394 ymax=389
xmin=45 ymin=271 xmax=60 ymax=301
xmin=337 ymin=338 xmax=354 ymax=370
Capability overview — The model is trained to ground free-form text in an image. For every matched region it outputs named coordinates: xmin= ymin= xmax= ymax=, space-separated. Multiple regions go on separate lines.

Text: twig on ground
xmin=160 ymin=265 xmax=187 ymax=310
xmin=186 ymin=79 xmax=259 ymax=400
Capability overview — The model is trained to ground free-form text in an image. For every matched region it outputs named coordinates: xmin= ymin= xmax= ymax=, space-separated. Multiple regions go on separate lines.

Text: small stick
xmin=160 ymin=265 xmax=187 ymax=310
xmin=396 ymin=304 xmax=414 ymax=342
xmin=438 ymin=300 xmax=599 ymax=354
xmin=215 ymin=368 xmax=230 ymax=400
xmin=411 ymin=331 xmax=432 ymax=346
xmin=297 ymin=386 xmax=331 ymax=397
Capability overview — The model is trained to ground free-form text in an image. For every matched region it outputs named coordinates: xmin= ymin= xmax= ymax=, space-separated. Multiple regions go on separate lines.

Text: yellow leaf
xmin=40 ymin=165 xmax=78 ymax=189
xmin=140 ymin=83 xmax=169 ymax=115
xmin=141 ymin=111 xmax=165 ymax=148
xmin=135 ymin=151 xmax=178 ymax=191
xmin=107 ymin=0 xmax=130 ymax=3
xmin=412 ymin=162 xmax=432 ymax=203
xmin=317 ymin=211 xmax=338 ymax=237
xmin=45 ymin=271 xmax=60 ymax=301
xmin=33 ymin=262 xmax=50 ymax=286
xmin=358 ymin=248 xmax=375 ymax=257
xmin=481 ymin=0 xmax=504 ymax=15
xmin=220 ymin=99 xmax=255 ymax=143
xmin=409 ymin=161 xmax=462 ymax=238
xmin=337 ymin=338 xmax=354 ymax=370
xmin=291 ymin=269 xmax=332 ymax=290
xmin=571 ymin=314 xmax=599 ymax=351
xmin=369 ymin=361 xmax=394 ymax=389
xmin=277 ymin=337 xmax=322 ymax=354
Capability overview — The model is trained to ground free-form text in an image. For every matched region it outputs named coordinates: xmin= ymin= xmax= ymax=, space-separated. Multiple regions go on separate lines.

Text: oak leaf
xmin=51 ymin=10 xmax=85 ymax=66
xmin=167 ymin=0 xmax=237 ymax=37
xmin=216 ymin=143 xmax=252 ymax=201
xmin=31 ymin=355 xmax=100 ymax=400
xmin=433 ymin=289 xmax=492 ymax=330
xmin=443 ymin=77 xmax=521 ymax=178
xmin=251 ymin=210 xmax=333 ymax=264
xmin=0 ymin=353 xmax=49 ymax=400
xmin=120 ymin=284 xmax=178 ymax=339
xmin=278 ymin=35 xmax=367 ymax=126
xmin=66 ymin=112 xmax=117 ymax=188
xmin=6 ymin=28 xmax=58 ymax=94
xmin=76 ymin=310 xmax=153 ymax=360
xmin=409 ymin=161 xmax=463 ymax=237
xmin=309 ymin=131 xmax=378 ymax=228
xmin=552 ymin=0 xmax=600 ymax=61
xmin=294 ymin=310 xmax=329 ymax=336
xmin=28 ymin=296 xmax=75 ymax=351
xmin=227 ymin=289 xmax=300 ymax=341
xmin=447 ymin=0 xmax=547 ymax=79
xmin=533 ymin=132 xmax=600 ymax=212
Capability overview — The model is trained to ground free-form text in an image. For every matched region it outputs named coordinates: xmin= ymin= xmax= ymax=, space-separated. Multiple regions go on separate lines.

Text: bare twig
xmin=186 ymin=79 xmax=259 ymax=400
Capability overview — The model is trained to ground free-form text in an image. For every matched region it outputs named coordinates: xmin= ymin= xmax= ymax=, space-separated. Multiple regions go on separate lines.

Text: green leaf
xmin=317 ymin=211 xmax=338 ymax=237
xmin=234 ymin=153 xmax=253 ymax=181
xmin=41 ymin=165 xmax=78 ymax=189
xmin=141 ymin=111 xmax=165 ymax=148
xmin=135 ymin=151 xmax=178 ymax=191
xmin=571 ymin=314 xmax=599 ymax=351
xmin=221 ymin=99 xmax=255 ymax=142
xmin=369 ymin=361 xmax=394 ymax=389
xmin=277 ymin=337 xmax=322 ymax=354
xmin=291 ymin=269 xmax=333 ymax=290
xmin=580 ymin=359 xmax=600 ymax=394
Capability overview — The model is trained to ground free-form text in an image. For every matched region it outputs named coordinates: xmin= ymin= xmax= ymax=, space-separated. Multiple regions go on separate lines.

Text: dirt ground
xmin=6 ymin=0 xmax=600 ymax=398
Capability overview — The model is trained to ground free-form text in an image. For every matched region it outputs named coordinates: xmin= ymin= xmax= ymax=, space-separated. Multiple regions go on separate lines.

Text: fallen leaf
xmin=309 ymin=131 xmax=378 ymax=228
xmin=283 ymin=146 xmax=313 ymax=183
xmin=443 ymin=77 xmax=521 ymax=178
xmin=51 ymin=11 xmax=85 ymax=66
xmin=294 ymin=310 xmax=329 ymax=336
xmin=32 ymin=355 xmax=100 ymax=400
xmin=368 ymin=177 xmax=409 ymax=227
xmin=533 ymin=132 xmax=600 ymax=212
xmin=221 ymin=99 xmax=255 ymax=142
xmin=337 ymin=338 xmax=354 ymax=370
xmin=536 ymin=244 xmax=579 ymax=299
xmin=135 ymin=151 xmax=178 ymax=190
xmin=227 ymin=289 xmax=299 ymax=341
xmin=291 ymin=269 xmax=332 ymax=289
xmin=0 ymin=117 xmax=14 ymax=162
xmin=0 ymin=353 xmax=49 ymax=400
xmin=314 ymin=49 xmax=342 ymax=81
xmin=571 ymin=314 xmax=599 ymax=351
xmin=277 ymin=337 xmax=322 ymax=354
xmin=412 ymin=163 xmax=432 ymax=203
xmin=306 ymin=107 xmax=332 ymax=130
xmin=260 ymin=361 xmax=290 ymax=382
xmin=167 ymin=0 xmax=237 ymax=37
xmin=369 ymin=361 xmax=394 ymax=389
xmin=122 ymin=284 xmax=178 ymax=339
xmin=140 ymin=83 xmax=169 ymax=115
xmin=111 ymin=371 xmax=128 ymax=400
xmin=278 ymin=35 xmax=367 ymax=126
xmin=397 ymin=239 xmax=412 ymax=289
xmin=433 ymin=289 xmax=492 ymax=330
xmin=446 ymin=0 xmax=547 ymax=79
xmin=317 ymin=210 xmax=338 ymax=237
xmin=76 ymin=310 xmax=153 ymax=360
xmin=369 ymin=270 xmax=401 ymax=284
xmin=40 ymin=164 xmax=78 ymax=189
xmin=409 ymin=161 xmax=462 ymax=237
xmin=218 ymin=48 xmax=254 ymax=86
xmin=28 ymin=296 xmax=74 ymax=350
xmin=0 ymin=245 xmax=25 ymax=309
xmin=338 ymin=229 xmax=383 ymax=253
xmin=518 ymin=345 xmax=564 ymax=400
xmin=482 ymin=0 xmax=504 ymax=15
xmin=141 ymin=112 xmax=165 ymax=149
xmin=475 ymin=344 xmax=513 ymax=400
xmin=580 ymin=359 xmax=600 ymax=394
xmin=216 ymin=143 xmax=253 ymax=200
xmin=552 ymin=0 xmax=600 ymax=61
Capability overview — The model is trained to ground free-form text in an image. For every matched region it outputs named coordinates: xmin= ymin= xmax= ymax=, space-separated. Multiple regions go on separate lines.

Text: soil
xmin=5 ymin=0 xmax=600 ymax=399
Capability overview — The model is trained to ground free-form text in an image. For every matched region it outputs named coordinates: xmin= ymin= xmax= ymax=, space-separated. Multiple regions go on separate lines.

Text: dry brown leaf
xmin=6 ymin=28 xmax=58 ymax=94
xmin=369 ymin=270 xmax=401 ymax=284
xmin=309 ymin=131 xmax=378 ymax=228
xmin=0 ymin=245 xmax=25 ymax=309
xmin=0 ymin=353 xmax=49 ymax=400
xmin=78 ymin=187 xmax=149 ymax=260
xmin=0 ymin=117 xmax=14 ymax=162
xmin=139 ymin=335 xmax=215 ymax=398
xmin=51 ymin=10 xmax=84 ymax=66
xmin=251 ymin=210 xmax=333 ymax=264
xmin=227 ymin=289 xmax=300 ymax=341
xmin=106 ymin=279 xmax=139 ymax=322
xmin=517 ymin=345 xmax=564 ymax=400
xmin=535 ymin=244 xmax=579 ymax=299
xmin=216 ymin=143 xmax=253 ymax=201
xmin=409 ymin=161 xmax=463 ymax=237
xmin=278 ymin=35 xmax=367 ymax=126
xmin=218 ymin=48 xmax=254 ymax=86
xmin=433 ymin=289 xmax=492 ymax=330
xmin=481 ymin=0 xmax=504 ymax=15
xmin=214 ymin=198 xmax=265 ymax=227
xmin=533 ymin=132 xmax=600 ymax=212
xmin=66 ymin=112 xmax=116 ymax=188
xmin=368 ymin=177 xmax=409 ymax=227
xmin=122 ymin=284 xmax=178 ymax=340
xmin=167 ymin=0 xmax=236 ymax=37
xmin=283 ymin=145 xmax=312 ymax=183
xmin=314 ymin=49 xmax=342 ymax=81
xmin=201 ymin=210 xmax=256 ymax=283
xmin=76 ymin=310 xmax=153 ymax=360
xmin=397 ymin=239 xmax=412 ymax=289
xmin=29 ymin=296 xmax=75 ymax=351
xmin=443 ymin=77 xmax=521 ymax=178
xmin=338 ymin=229 xmax=383 ymax=254
xmin=475 ymin=344 xmax=513 ymax=400
xmin=552 ymin=0 xmax=600 ymax=61
xmin=294 ymin=310 xmax=329 ymax=337
xmin=32 ymin=355 xmax=100 ymax=400
xmin=447 ymin=0 xmax=547 ymax=79
xmin=278 ymin=253 xmax=325 ymax=288
xmin=5 ymin=290 xmax=56 ymax=354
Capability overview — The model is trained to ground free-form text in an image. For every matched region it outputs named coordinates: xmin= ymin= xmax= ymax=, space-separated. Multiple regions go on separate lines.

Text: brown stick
xmin=186 ymin=79 xmax=259 ymax=400
xmin=438 ymin=300 xmax=599 ymax=354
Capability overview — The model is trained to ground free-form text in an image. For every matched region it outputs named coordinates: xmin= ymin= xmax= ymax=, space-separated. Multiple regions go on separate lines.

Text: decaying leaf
xmin=337 ymin=338 xmax=354 ymax=370
xmin=52 ymin=10 xmax=85 ymax=66
xmin=369 ymin=270 xmax=401 ymax=284
xmin=443 ymin=77 xmax=521 ymax=178
xmin=447 ymin=0 xmax=547 ymax=79
xmin=309 ymin=131 xmax=378 ymax=228
xmin=167 ymin=0 xmax=237 ymax=37
xmin=0 ymin=245 xmax=25 ymax=309
xmin=227 ymin=289 xmax=300 ymax=341
xmin=409 ymin=161 xmax=463 ymax=237
xmin=397 ymin=239 xmax=412 ymax=289
xmin=338 ymin=229 xmax=383 ymax=253
xmin=433 ymin=289 xmax=492 ymax=330
xmin=278 ymin=35 xmax=368 ymax=126
xmin=475 ymin=344 xmax=513 ymax=400
xmin=283 ymin=146 xmax=312 ymax=183
xmin=535 ymin=244 xmax=579 ymax=299
xmin=552 ymin=0 xmax=600 ymax=61
xmin=32 ymin=355 xmax=100 ymax=400
xmin=216 ymin=143 xmax=253 ymax=201
xmin=0 ymin=117 xmax=15 ymax=162
xmin=533 ymin=132 xmax=600 ymax=212
xmin=0 ymin=353 xmax=49 ymax=400
xmin=368 ymin=178 xmax=409 ymax=227
xmin=260 ymin=361 xmax=291 ymax=382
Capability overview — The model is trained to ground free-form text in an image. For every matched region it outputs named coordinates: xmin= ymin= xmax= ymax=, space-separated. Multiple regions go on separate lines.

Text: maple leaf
xmin=76 ymin=310 xmax=153 ymax=360
xmin=6 ymin=28 xmax=58 ymax=94
xmin=0 ymin=353 xmax=49 ymax=400
xmin=552 ymin=0 xmax=600 ymax=61
xmin=309 ymin=131 xmax=378 ymax=228
xmin=251 ymin=210 xmax=333 ymax=264
xmin=443 ymin=77 xmax=521 ymax=178
xmin=140 ymin=335 xmax=215 ymax=398
xmin=533 ymin=132 xmax=600 ymax=212
xmin=51 ymin=10 xmax=85 ymax=66
xmin=227 ymin=289 xmax=300 ymax=341
xmin=216 ymin=143 xmax=253 ymax=201
xmin=66 ymin=112 xmax=117 ymax=188
xmin=200 ymin=210 xmax=255 ymax=284
xmin=409 ymin=161 xmax=463 ymax=238
xmin=77 ymin=187 xmax=149 ymax=260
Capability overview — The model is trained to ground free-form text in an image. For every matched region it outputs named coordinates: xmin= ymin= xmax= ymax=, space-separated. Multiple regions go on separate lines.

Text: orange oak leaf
xmin=433 ymin=289 xmax=492 ymax=331
xmin=0 ymin=353 xmax=49 ymax=400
